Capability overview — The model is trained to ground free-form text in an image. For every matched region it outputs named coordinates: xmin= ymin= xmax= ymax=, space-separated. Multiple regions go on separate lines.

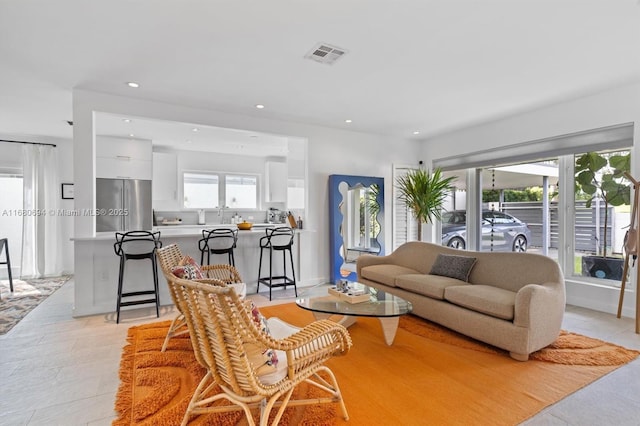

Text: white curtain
xmin=21 ymin=144 xmax=62 ymax=278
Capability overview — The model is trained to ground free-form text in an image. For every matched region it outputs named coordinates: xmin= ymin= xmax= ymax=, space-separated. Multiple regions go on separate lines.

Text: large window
xmin=0 ymin=174 xmax=23 ymax=277
xmin=287 ymin=178 xmax=305 ymax=210
xmin=573 ymin=149 xmax=630 ymax=284
xmin=225 ymin=174 xmax=257 ymax=209
xmin=183 ymin=171 xmax=258 ymax=209
xmin=430 ymin=123 xmax=633 ymax=287
xmin=183 ymin=172 xmax=219 ymax=208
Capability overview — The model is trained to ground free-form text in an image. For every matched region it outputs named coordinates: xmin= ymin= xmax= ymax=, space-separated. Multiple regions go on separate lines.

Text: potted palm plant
xmin=575 ymin=151 xmax=630 ymax=279
xmin=396 ymin=168 xmax=456 ymax=241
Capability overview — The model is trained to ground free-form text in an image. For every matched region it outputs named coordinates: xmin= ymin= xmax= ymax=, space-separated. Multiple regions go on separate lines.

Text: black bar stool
xmin=257 ymin=227 xmax=297 ymax=300
xmin=0 ymin=238 xmax=14 ymax=298
xmin=113 ymin=231 xmax=162 ymax=323
xmin=198 ymin=228 xmax=238 ymax=266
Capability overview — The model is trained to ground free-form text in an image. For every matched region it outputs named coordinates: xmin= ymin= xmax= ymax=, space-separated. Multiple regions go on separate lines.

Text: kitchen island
xmin=72 ymin=224 xmax=313 ymax=317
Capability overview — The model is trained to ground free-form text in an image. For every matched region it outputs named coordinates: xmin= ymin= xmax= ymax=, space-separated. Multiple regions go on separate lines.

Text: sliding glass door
xmin=432 ymin=123 xmax=633 ymax=288
xmin=0 ymin=174 xmax=23 ymax=279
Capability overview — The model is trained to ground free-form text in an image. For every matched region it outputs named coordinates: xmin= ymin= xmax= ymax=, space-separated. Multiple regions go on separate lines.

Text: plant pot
xmin=581 ymin=255 xmax=624 ymax=281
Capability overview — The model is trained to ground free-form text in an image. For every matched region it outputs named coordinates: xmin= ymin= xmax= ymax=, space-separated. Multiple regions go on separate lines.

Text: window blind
xmin=434 ymin=122 xmax=633 ymax=171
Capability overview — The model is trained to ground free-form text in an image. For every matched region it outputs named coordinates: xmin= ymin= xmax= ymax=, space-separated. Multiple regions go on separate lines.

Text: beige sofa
xmin=356 ymin=241 xmax=565 ymax=361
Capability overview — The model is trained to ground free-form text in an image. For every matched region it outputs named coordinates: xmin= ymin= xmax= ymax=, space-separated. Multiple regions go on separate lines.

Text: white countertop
xmin=72 ymin=224 xmax=312 ymax=241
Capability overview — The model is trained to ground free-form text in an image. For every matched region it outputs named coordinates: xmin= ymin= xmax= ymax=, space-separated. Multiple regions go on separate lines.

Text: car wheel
xmin=448 ymin=237 xmax=465 ymax=250
xmin=512 ymin=235 xmax=527 ymax=252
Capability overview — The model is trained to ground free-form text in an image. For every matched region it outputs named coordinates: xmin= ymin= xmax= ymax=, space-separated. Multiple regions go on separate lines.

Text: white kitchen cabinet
xmin=152 ymin=152 xmax=178 ymax=201
xmin=96 ymin=136 xmax=152 ymax=180
xmin=265 ymin=161 xmax=287 ymax=202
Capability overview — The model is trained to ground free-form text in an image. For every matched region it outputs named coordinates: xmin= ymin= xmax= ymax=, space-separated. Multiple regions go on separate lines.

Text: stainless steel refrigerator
xmin=96 ymin=178 xmax=152 ymax=232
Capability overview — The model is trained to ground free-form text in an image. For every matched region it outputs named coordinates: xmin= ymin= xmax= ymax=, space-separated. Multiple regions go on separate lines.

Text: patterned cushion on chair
xmin=245 ymin=300 xmax=272 ymax=335
xmin=243 ymin=300 xmax=279 ymax=376
xmin=245 ymin=344 xmax=280 ymax=378
xmin=171 ymin=255 xmax=205 ymax=280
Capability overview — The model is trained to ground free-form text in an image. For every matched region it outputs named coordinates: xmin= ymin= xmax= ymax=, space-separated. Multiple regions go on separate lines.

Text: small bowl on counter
xmin=237 ymin=221 xmax=253 ymax=230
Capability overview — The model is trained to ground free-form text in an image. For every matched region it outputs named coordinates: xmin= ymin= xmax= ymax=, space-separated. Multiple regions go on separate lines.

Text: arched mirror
xmin=329 ymin=174 xmax=384 ymax=283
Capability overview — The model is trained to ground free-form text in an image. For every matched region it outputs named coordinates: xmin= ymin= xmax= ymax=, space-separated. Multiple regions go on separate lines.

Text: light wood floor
xmin=1 ymin=279 xmax=639 ymax=425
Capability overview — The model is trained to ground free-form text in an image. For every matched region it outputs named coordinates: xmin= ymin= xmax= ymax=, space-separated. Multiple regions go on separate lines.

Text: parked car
xmin=441 ymin=210 xmax=532 ymax=252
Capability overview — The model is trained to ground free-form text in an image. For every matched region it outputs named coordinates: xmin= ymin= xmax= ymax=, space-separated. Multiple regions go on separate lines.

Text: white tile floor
xmin=1 ymin=279 xmax=639 ymax=426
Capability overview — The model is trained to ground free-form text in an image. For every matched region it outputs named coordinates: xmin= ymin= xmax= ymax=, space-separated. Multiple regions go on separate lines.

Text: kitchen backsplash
xmin=154 ymin=209 xmax=304 ymax=226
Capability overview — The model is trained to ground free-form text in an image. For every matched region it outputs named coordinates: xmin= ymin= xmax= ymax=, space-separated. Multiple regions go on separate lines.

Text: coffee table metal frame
xmin=295 ymin=283 xmax=412 ymax=345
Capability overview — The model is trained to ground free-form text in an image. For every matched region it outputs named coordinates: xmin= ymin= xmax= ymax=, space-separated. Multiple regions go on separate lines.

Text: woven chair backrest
xmin=175 ymin=279 xmax=271 ymax=396
xmin=156 ymin=243 xmax=184 ymax=275
xmin=203 ymin=264 xmax=243 ymax=284
xmin=155 ymin=244 xmax=186 ymax=317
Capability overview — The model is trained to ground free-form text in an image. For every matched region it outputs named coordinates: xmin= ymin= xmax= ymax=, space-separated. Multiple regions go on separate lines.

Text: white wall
xmin=73 ymin=90 xmax=419 ymax=285
xmin=57 ymin=138 xmax=74 ymax=274
xmin=0 ymin=142 xmax=22 ymax=169
xmin=420 ymin=81 xmax=640 ymax=317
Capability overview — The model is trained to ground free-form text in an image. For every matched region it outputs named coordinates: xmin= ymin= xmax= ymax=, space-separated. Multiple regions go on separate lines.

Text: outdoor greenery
xmin=575 ymin=151 xmax=631 ymax=258
xmin=483 ymin=187 xmax=546 ymax=202
xmin=359 ymin=183 xmax=380 ymax=239
xmin=396 ymin=168 xmax=456 ymax=241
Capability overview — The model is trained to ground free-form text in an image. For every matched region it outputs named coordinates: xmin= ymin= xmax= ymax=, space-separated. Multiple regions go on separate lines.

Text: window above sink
xmin=183 ymin=171 xmax=258 ymax=210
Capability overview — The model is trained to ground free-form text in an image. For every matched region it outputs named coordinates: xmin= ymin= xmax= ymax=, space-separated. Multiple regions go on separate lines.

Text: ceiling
xmin=95 ymin=113 xmax=292 ymax=156
xmin=1 ymin=1 xmax=640 ymax=145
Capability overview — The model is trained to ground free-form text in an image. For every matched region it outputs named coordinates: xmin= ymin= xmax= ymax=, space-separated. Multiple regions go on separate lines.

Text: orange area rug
xmin=114 ymin=303 xmax=640 ymax=425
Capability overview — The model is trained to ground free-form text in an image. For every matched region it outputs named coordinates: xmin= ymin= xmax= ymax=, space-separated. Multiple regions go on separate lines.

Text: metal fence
xmin=501 ymin=200 xmax=621 ymax=254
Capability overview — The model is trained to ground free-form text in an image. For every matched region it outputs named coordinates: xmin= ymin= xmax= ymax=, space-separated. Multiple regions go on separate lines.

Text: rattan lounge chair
xmin=156 ymin=243 xmax=245 ymax=352
xmin=172 ymin=276 xmax=352 ymax=426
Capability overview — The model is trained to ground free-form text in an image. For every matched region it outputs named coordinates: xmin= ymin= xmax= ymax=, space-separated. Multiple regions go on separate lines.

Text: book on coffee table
xmin=328 ymin=287 xmax=371 ymax=304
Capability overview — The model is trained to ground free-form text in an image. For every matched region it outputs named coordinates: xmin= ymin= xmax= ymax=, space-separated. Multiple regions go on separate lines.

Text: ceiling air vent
xmin=305 ymin=43 xmax=347 ymax=65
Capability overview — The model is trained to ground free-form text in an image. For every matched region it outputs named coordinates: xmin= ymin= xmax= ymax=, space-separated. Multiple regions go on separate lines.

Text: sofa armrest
xmin=513 ymin=282 xmax=566 ymax=349
xmin=356 ymin=253 xmax=395 ymax=277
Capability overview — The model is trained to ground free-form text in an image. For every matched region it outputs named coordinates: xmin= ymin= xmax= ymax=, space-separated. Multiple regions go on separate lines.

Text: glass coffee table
xmin=295 ymin=282 xmax=412 ymax=345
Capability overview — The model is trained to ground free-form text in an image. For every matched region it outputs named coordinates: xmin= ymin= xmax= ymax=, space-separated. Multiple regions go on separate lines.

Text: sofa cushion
xmin=429 ymin=254 xmax=477 ymax=282
xmin=360 ymin=264 xmax=420 ymax=287
xmin=444 ymin=285 xmax=516 ymax=320
xmin=396 ymin=274 xmax=469 ymax=300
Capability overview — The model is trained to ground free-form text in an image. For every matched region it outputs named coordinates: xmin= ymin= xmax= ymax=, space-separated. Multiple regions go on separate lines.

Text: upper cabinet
xmin=96 ymin=136 xmax=152 ymax=180
xmin=265 ymin=161 xmax=287 ymax=202
xmin=152 ymin=152 xmax=177 ymax=201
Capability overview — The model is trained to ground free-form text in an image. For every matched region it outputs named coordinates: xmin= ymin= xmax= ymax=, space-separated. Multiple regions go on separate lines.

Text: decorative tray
xmin=328 ymin=287 xmax=371 ymax=304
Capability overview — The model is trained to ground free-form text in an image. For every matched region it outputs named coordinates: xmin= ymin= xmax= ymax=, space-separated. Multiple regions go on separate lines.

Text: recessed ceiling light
xmin=413 ymin=131 xmax=420 ymax=135
xmin=255 ymin=104 xmax=265 ymax=109
xmin=345 ymin=119 xmax=352 ymax=123
xmin=192 ymin=127 xmax=199 ymax=132
xmin=129 ymin=133 xmax=135 ymax=137
xmin=122 ymin=118 xmax=131 ymax=123
xmin=126 ymin=82 xmax=139 ymax=88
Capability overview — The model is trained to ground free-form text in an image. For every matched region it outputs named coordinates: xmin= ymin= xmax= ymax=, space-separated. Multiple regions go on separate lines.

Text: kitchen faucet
xmin=217 ymin=205 xmax=227 ymax=223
